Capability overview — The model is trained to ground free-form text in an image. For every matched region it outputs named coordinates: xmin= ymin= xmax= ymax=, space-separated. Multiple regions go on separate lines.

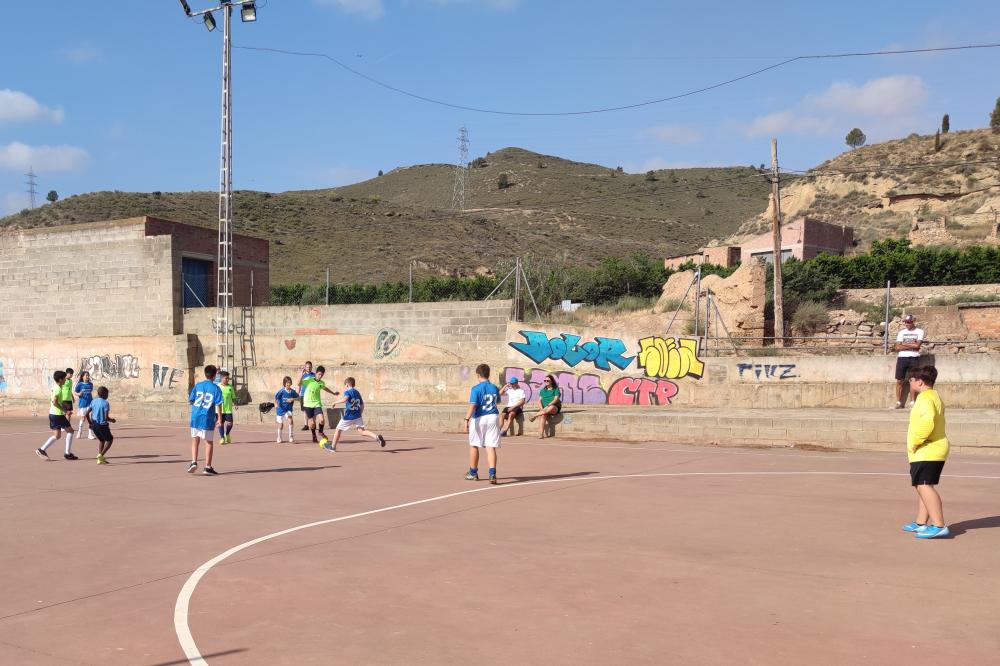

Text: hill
xmin=724 ymin=128 xmax=1000 ymax=248
xmin=0 ymin=148 xmax=769 ymax=285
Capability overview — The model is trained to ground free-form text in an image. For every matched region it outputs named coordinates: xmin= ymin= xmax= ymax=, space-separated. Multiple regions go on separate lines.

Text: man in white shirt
xmin=893 ymin=314 xmax=925 ymax=409
xmin=498 ymin=377 xmax=527 ymax=436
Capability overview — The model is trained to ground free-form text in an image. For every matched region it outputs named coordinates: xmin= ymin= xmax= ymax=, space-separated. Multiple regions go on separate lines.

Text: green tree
xmin=645 ymin=170 xmax=657 ymax=182
xmin=934 ymin=129 xmax=941 ymax=152
xmin=46 ymin=190 xmax=58 ymax=203
xmin=991 ymin=97 xmax=1000 ymax=133
xmin=941 ymin=113 xmax=950 ymax=133
xmin=845 ymin=128 xmax=867 ymax=149
xmin=497 ymin=173 xmax=511 ymax=189
xmin=377 ymin=169 xmax=383 ymax=176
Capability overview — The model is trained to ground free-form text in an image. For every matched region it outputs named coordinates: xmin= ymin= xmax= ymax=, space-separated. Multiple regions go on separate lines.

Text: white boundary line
xmin=173 ymin=469 xmax=1000 ymax=664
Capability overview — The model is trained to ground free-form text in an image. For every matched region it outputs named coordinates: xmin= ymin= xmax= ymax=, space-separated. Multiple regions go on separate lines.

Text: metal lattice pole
xmin=216 ymin=3 xmax=235 ymax=372
xmin=451 ymin=124 xmax=469 ymax=211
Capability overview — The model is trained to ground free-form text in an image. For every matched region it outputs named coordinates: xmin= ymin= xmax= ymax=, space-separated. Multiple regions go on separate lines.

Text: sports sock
xmin=287 ymin=425 xmax=293 ymax=439
xmin=65 ymin=433 xmax=74 ymax=454
xmin=469 ymin=467 xmax=478 ymax=475
xmin=311 ymin=427 xmax=317 ymax=439
xmin=489 ymin=467 xmax=496 ymax=476
xmin=318 ymin=424 xmax=325 ymax=435
xmin=225 ymin=423 xmax=233 ymax=436
xmin=40 ymin=435 xmax=57 ymax=451
xmin=218 ymin=424 xmax=225 ymax=437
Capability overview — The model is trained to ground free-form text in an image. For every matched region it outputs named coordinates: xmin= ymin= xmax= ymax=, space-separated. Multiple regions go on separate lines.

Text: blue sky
xmin=2 ymin=0 xmax=999 ymax=213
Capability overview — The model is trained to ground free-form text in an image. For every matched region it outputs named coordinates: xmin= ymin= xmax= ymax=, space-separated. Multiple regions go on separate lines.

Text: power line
xmin=451 ymin=125 xmax=469 ymax=211
xmin=25 ymin=167 xmax=38 ymax=209
xmin=234 ymin=42 xmax=1000 ymax=116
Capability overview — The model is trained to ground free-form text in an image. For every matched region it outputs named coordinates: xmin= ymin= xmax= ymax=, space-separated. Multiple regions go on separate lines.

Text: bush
xmin=497 ymin=173 xmax=511 ymax=189
xmin=791 ymin=301 xmax=829 ymax=334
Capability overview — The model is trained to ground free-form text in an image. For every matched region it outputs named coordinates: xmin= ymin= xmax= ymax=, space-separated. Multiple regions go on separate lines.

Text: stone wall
xmin=841 ymin=283 xmax=1000 ymax=308
xmin=0 ymin=221 xmax=176 ymax=338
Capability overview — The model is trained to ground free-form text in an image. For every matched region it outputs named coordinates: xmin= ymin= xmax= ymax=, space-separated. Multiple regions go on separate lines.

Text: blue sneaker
xmin=915 ymin=525 xmax=950 ymax=539
xmin=902 ymin=522 xmax=925 ymax=533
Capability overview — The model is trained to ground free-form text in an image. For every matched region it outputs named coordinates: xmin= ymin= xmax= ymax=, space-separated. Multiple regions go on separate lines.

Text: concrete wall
xmin=842 ymin=283 xmax=1000 ymax=308
xmin=0 ymin=220 xmax=176 ymax=338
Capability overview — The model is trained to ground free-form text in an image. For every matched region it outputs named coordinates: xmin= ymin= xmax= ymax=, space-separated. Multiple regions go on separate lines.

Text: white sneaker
xmin=87 ymin=433 xmax=95 ymax=440
xmin=289 ymin=437 xmax=295 ymax=443
xmin=276 ymin=437 xmax=282 ymax=444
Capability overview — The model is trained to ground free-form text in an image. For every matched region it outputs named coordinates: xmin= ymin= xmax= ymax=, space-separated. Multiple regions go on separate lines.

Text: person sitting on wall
xmin=893 ymin=314 xmax=925 ymax=409
xmin=528 ymin=374 xmax=562 ymax=439
xmin=498 ymin=377 xmax=526 ymax=437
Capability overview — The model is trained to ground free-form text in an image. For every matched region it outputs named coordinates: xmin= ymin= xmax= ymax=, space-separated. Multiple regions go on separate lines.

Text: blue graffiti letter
xmin=509 ymin=330 xmax=553 ymax=364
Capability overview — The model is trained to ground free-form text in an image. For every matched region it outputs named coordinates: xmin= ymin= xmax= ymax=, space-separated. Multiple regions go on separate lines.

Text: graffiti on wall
xmin=0 ymin=360 xmax=6 ymax=392
xmin=152 ymin=363 xmax=185 ymax=389
xmin=509 ymin=331 xmax=634 ymax=371
xmin=374 ymin=328 xmax=401 ymax=360
xmin=0 ymin=356 xmax=53 ymax=394
xmin=737 ymin=363 xmax=798 ymax=380
xmin=503 ymin=367 xmax=679 ymax=407
xmin=80 ymin=354 xmax=140 ymax=381
xmin=636 ymin=336 xmax=705 ymax=379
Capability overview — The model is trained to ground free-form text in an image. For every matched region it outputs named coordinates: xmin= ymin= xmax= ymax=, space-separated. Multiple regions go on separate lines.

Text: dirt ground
xmin=1 ymin=416 xmax=998 ymax=665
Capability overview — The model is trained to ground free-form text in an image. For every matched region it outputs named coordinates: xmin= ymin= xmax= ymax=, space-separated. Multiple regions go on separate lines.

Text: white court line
xmin=173 ymin=469 xmax=1000 ymax=665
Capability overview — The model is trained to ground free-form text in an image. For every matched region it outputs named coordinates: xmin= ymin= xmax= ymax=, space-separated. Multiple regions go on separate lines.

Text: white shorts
xmin=276 ymin=412 xmax=292 ymax=424
xmin=337 ymin=417 xmax=365 ymax=431
xmin=78 ymin=406 xmax=91 ymax=418
xmin=469 ymin=414 xmax=500 ymax=448
xmin=190 ymin=428 xmax=215 ymax=442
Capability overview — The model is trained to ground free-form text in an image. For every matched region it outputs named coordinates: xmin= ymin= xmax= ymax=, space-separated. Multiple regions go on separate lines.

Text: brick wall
xmin=0 ymin=220 xmax=177 ymax=338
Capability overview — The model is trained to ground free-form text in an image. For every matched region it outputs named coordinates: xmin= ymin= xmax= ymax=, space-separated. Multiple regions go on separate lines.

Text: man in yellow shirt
xmin=901 ymin=366 xmax=950 ymax=539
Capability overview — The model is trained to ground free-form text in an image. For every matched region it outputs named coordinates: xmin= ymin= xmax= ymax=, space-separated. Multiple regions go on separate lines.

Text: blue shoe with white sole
xmin=915 ymin=525 xmax=950 ymax=539
xmin=902 ymin=522 xmax=925 ymax=533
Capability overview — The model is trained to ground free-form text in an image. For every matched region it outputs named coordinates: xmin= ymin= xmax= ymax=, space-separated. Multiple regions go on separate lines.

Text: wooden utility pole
xmin=771 ymin=138 xmax=784 ymax=347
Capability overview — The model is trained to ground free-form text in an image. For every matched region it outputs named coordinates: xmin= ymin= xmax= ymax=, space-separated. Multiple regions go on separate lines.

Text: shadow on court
xmin=226 ymin=465 xmax=339 ymax=475
xmin=506 ymin=471 xmax=598 ymax=482
xmin=145 ymin=648 xmax=247 ymax=666
xmin=350 ymin=446 xmax=433 ymax=454
xmin=112 ymin=454 xmax=180 ymax=460
xmin=947 ymin=515 xmax=1000 ymax=537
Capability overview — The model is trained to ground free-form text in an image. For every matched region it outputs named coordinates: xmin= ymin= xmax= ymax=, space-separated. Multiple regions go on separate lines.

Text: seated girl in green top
xmin=529 ymin=374 xmax=562 ymax=439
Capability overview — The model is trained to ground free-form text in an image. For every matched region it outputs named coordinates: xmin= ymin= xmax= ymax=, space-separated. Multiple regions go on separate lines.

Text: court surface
xmin=1 ymin=416 xmax=999 ymax=666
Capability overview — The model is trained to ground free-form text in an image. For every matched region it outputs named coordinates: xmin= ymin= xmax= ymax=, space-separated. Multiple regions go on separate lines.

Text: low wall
xmin=841 ymin=283 xmax=1000 ymax=307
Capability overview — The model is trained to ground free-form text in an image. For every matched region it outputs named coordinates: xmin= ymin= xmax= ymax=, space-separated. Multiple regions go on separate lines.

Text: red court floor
xmin=1 ymin=417 xmax=998 ymax=665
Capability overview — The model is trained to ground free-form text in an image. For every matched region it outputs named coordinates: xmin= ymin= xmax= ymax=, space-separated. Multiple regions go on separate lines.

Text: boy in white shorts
xmin=188 ymin=364 xmax=224 ymax=475
xmin=321 ymin=377 xmax=386 ymax=452
xmin=274 ymin=376 xmax=298 ymax=443
xmin=464 ymin=363 xmax=501 ymax=484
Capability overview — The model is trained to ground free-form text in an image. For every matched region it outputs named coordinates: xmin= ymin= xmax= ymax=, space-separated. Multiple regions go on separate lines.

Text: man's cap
xmin=903 ymin=314 xmax=915 ymax=322
xmin=509 ymin=378 xmax=518 ymax=384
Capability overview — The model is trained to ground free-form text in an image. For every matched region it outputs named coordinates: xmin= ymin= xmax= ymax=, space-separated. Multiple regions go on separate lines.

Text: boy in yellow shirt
xmin=901 ymin=366 xmax=950 ymax=539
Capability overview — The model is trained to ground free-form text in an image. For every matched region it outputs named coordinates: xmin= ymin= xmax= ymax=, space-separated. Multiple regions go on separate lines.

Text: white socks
xmin=65 ymin=433 xmax=74 ymax=455
xmin=40 ymin=435 xmax=57 ymax=452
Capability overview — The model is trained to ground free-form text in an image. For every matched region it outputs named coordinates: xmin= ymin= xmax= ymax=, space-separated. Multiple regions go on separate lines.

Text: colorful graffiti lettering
xmin=636 ymin=336 xmax=705 ymax=380
xmin=80 ymin=354 xmax=140 ymax=381
xmin=152 ymin=363 xmax=185 ymax=389
xmin=737 ymin=363 xmax=798 ymax=380
xmin=0 ymin=360 xmax=6 ymax=392
xmin=607 ymin=377 xmax=679 ymax=406
xmin=503 ymin=367 xmax=679 ymax=407
xmin=509 ymin=330 xmax=634 ymax=371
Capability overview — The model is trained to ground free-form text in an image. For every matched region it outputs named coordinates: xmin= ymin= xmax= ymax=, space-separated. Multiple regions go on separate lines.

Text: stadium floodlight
xmin=241 ymin=2 xmax=257 ymax=22
xmin=179 ymin=0 xmax=193 ymax=16
xmin=203 ymin=11 xmax=217 ymax=31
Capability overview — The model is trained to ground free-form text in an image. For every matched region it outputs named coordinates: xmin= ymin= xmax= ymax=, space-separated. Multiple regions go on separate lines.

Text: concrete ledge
xmin=121 ymin=402 xmax=1000 ymax=456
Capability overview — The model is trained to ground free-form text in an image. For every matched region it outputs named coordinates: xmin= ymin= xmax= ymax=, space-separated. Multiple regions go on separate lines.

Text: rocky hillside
xmin=1 ymin=148 xmax=769 ymax=285
xmin=724 ymin=128 xmax=1000 ymax=249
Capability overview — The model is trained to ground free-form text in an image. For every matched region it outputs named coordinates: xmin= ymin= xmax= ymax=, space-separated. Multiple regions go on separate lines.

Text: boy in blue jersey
xmin=274 ymin=376 xmax=299 ymax=443
xmin=87 ymin=386 xmax=116 ymax=465
xmin=464 ymin=363 xmax=501 ymax=484
xmin=74 ymin=371 xmax=95 ymax=440
xmin=322 ymin=377 xmax=386 ymax=452
xmin=188 ymin=364 xmax=224 ymax=475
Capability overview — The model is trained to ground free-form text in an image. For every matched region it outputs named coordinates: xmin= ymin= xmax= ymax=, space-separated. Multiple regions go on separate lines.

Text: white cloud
xmin=0 ymin=89 xmax=64 ymax=124
xmin=313 ymin=0 xmax=385 ymax=19
xmin=0 ymin=142 xmax=90 ymax=172
xmin=743 ymin=75 xmax=928 ymax=139
xmin=2 ymin=192 xmax=31 ymax=216
xmin=62 ymin=44 xmax=105 ymax=64
xmin=808 ymin=75 xmax=927 ymax=118
xmin=641 ymin=124 xmax=703 ymax=145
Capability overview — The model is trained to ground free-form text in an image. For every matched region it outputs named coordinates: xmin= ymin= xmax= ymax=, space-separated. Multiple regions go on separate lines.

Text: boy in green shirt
xmin=35 ymin=370 xmax=78 ymax=460
xmin=901 ymin=365 xmax=950 ymax=539
xmin=301 ymin=365 xmax=339 ymax=444
xmin=217 ymin=370 xmax=237 ymax=445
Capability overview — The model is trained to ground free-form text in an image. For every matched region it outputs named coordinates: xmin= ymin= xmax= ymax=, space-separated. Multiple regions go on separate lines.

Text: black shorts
xmin=91 ymin=423 xmax=113 ymax=443
xmin=895 ymin=356 xmax=921 ymax=381
xmin=910 ymin=461 xmax=945 ymax=486
xmin=48 ymin=414 xmax=70 ymax=431
xmin=303 ymin=406 xmax=323 ymax=419
xmin=543 ymin=402 xmax=562 ymax=414
xmin=220 ymin=413 xmax=234 ymax=423
xmin=61 ymin=401 xmax=74 ymax=413
xmin=502 ymin=406 xmax=523 ymax=417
